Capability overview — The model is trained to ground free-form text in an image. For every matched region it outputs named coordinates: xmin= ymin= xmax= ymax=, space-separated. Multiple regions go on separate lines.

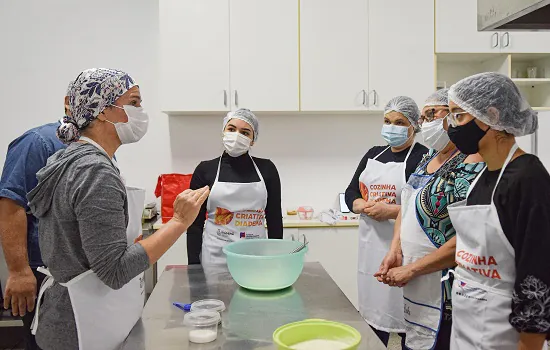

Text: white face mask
xmin=223 ymin=132 xmax=251 ymax=157
xmin=108 ymin=105 xmax=149 ymax=144
xmin=420 ymin=116 xmax=451 ymax=152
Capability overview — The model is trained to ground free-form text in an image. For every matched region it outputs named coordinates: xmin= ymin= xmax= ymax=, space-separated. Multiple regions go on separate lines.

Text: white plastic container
xmin=190 ymin=299 xmax=226 ymax=325
xmin=183 ymin=310 xmax=220 ymax=344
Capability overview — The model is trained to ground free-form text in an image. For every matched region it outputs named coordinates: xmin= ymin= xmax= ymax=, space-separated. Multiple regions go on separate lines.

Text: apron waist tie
xmin=31 ymin=267 xmax=54 ymax=335
xmin=441 ymin=269 xmax=456 ymax=282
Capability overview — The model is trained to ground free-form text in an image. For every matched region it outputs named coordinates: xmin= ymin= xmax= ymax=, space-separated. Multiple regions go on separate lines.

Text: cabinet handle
xmin=491 ymin=32 xmax=499 ymax=48
xmin=503 ymin=32 xmax=510 ymax=47
xmin=362 ymin=90 xmax=367 ymax=106
xmin=373 ymin=90 xmax=378 ymax=106
xmin=223 ymin=90 xmax=227 ymax=107
xmin=234 ymin=90 xmax=239 ymax=107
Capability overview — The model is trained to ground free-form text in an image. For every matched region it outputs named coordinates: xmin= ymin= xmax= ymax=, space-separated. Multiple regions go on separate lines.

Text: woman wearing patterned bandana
xmin=27 ymin=68 xmax=210 ymax=350
xmin=447 ymin=72 xmax=550 ymax=350
xmin=375 ymin=89 xmax=485 ymax=350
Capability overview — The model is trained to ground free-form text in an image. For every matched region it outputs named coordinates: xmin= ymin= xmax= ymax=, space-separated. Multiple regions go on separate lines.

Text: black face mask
xmin=447 ymin=119 xmax=489 ymax=155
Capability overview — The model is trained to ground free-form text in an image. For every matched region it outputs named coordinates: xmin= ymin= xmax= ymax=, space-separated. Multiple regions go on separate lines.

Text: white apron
xmin=447 ymin=144 xmax=540 ymax=350
xmin=400 ymin=152 xmax=457 ymax=350
xmin=32 ymin=137 xmax=146 ymax=350
xmin=358 ymin=145 xmax=414 ymax=333
xmin=201 ymin=155 xmax=268 ymax=265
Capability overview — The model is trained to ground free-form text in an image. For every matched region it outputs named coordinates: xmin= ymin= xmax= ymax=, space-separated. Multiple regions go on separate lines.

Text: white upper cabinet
xmin=368 ymin=0 xmax=435 ymax=109
xmin=499 ymin=32 xmax=550 ymax=53
xmin=159 ymin=0 xmax=230 ymax=112
xmin=300 ymin=0 xmax=369 ymax=111
xmin=229 ymin=0 xmax=299 ymax=111
xmin=436 ymin=0 xmax=498 ymax=53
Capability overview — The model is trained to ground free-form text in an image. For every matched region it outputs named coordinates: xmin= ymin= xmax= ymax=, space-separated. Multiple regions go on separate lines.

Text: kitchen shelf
xmin=513 ymin=78 xmax=550 ymax=86
xmin=152 ymin=218 xmax=359 ymax=230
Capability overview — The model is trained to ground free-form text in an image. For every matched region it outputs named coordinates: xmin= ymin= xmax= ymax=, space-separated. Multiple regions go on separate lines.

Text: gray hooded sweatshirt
xmin=28 ymin=142 xmax=150 ymax=350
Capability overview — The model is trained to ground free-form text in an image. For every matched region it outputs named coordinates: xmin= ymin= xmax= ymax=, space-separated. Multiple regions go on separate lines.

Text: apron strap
xmin=491 ymin=144 xmax=519 ymax=202
xmin=372 ymin=146 xmax=391 ymax=160
xmin=441 ymin=268 xmax=456 ymax=282
xmin=467 ymin=144 xmax=518 ymax=200
xmin=465 ymin=166 xmax=487 ymax=198
xmin=373 ymin=143 xmax=415 ymax=162
xmin=404 ymin=142 xmax=415 ymax=163
xmin=213 ymin=156 xmax=223 ymax=183
xmin=31 ymin=267 xmax=55 ymax=335
xmin=249 ymin=155 xmax=265 ymax=183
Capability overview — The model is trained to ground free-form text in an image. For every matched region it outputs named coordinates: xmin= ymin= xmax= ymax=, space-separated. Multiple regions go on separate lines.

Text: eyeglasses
xmin=419 ymin=108 xmax=449 ymax=125
xmin=447 ymin=111 xmax=470 ymax=127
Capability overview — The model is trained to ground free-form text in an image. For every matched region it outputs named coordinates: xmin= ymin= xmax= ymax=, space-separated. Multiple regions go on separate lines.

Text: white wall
xmin=169 ymin=113 xmax=385 ymax=212
xmin=0 ymin=0 xmax=386 ymax=212
xmin=0 ymin=0 xmax=169 ymax=203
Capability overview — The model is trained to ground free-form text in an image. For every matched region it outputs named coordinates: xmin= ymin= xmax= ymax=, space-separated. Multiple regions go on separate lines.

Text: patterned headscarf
xmin=65 ymin=80 xmax=74 ymax=96
xmin=57 ymin=68 xmax=137 ymax=144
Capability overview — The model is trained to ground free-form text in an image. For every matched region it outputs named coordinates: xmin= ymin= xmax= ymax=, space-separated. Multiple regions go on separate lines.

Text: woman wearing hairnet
xmin=446 ymin=72 xmax=550 ymax=350
xmin=187 ymin=108 xmax=283 ymax=265
xmin=345 ymin=96 xmax=428 ymax=347
xmin=26 ymin=68 xmax=209 ymax=350
xmin=375 ymin=89 xmax=485 ymax=349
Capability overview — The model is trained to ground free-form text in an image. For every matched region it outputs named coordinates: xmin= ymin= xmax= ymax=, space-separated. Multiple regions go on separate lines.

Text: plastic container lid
xmin=190 ymin=299 xmax=226 ymax=313
xmin=183 ymin=310 xmax=221 ymax=327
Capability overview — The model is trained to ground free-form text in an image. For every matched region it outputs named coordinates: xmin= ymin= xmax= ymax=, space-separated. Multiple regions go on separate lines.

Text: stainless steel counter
xmin=120 ymin=262 xmax=385 ymax=350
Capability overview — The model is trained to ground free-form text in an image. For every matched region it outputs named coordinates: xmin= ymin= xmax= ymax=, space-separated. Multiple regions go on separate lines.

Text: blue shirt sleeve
xmin=0 ymin=132 xmax=53 ymax=211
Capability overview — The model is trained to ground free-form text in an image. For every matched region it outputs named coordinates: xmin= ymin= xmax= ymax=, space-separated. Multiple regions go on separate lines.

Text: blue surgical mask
xmin=381 ymin=124 xmax=411 ymax=147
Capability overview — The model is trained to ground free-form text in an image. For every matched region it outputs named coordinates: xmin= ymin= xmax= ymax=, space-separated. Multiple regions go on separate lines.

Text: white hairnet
xmin=424 ymin=88 xmax=449 ymax=107
xmin=449 ymin=72 xmax=537 ymax=137
xmin=223 ymin=108 xmax=259 ymax=141
xmin=384 ymin=96 xmax=421 ymax=132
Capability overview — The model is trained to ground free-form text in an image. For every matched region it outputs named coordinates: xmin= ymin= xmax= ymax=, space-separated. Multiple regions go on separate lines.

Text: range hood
xmin=478 ymin=0 xmax=550 ymax=30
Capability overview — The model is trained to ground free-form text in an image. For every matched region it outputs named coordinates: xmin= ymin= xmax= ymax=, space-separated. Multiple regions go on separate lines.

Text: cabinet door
xmin=368 ymin=0 xmax=435 ymax=109
xmin=229 ymin=0 xmax=299 ymax=111
xmin=500 ymin=32 xmax=550 ymax=53
xmin=159 ymin=0 xmax=230 ymax=112
xmin=300 ymin=0 xmax=369 ymax=111
xmin=436 ymin=0 xmax=498 ymax=53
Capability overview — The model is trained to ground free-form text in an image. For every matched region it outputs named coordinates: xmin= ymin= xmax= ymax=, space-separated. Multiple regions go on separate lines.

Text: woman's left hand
xmin=384 ymin=265 xmax=415 ymax=287
xmin=364 ymin=201 xmax=392 ymax=221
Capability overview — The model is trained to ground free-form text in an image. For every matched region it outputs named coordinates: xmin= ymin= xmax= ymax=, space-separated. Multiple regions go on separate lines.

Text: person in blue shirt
xmin=0 ymin=82 xmax=72 ymax=350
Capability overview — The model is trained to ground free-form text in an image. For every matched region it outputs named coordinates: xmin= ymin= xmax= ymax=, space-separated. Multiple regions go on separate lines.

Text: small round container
xmin=183 ymin=310 xmax=220 ymax=344
xmin=190 ymin=299 xmax=226 ymax=324
xmin=297 ymin=206 xmax=314 ymax=220
xmin=286 ymin=207 xmax=298 ymax=216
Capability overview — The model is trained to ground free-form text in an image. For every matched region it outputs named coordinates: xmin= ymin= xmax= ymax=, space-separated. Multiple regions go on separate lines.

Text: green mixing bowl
xmin=223 ymin=239 xmax=307 ymax=291
xmin=273 ymin=319 xmax=361 ymax=350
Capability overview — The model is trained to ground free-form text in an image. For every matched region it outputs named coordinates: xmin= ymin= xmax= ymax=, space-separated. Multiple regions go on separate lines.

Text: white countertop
xmin=152 ymin=216 xmax=359 ymax=230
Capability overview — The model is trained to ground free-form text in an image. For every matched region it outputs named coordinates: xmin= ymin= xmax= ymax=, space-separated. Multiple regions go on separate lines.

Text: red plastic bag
xmin=155 ymin=174 xmax=193 ymax=223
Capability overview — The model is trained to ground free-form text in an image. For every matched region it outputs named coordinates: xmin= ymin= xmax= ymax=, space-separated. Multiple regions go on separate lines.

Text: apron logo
xmin=360 ymin=182 xmax=369 ymax=201
xmin=456 ymin=280 xmax=487 ymax=301
xmin=214 ymin=207 xmax=234 ymax=225
xmin=456 ymin=250 xmax=502 ymax=280
xmin=361 ymin=183 xmax=398 ymax=204
xmin=235 ymin=210 xmax=265 ymax=227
